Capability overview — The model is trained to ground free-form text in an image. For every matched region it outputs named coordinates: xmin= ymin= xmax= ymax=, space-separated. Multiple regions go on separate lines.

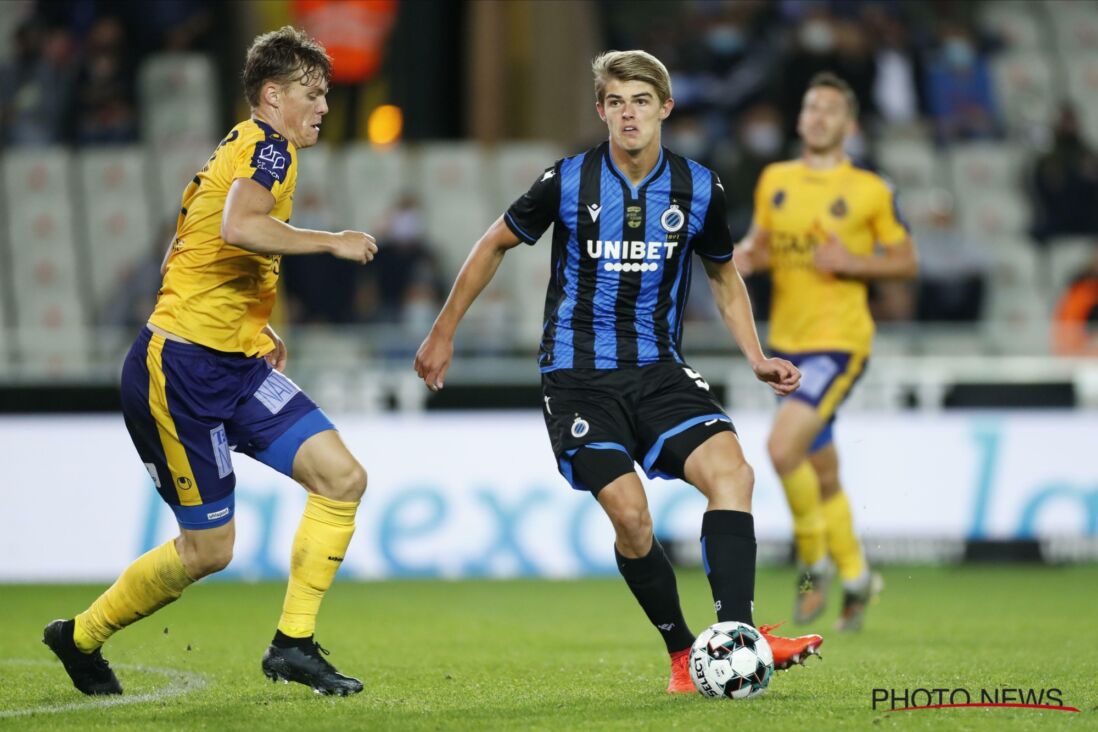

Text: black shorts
xmin=541 ymin=361 xmax=736 ymax=494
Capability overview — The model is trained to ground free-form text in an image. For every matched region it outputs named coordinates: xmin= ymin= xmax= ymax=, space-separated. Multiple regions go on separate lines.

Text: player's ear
xmin=659 ymin=97 xmax=674 ymax=121
xmin=262 ymin=81 xmax=281 ymax=108
xmin=596 ymin=101 xmax=607 ymax=122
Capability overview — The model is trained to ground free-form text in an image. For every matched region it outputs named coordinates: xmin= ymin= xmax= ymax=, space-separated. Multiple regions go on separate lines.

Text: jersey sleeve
xmin=751 ymin=164 xmax=776 ymax=232
xmin=692 ymin=171 xmax=734 ymax=261
xmin=233 ymin=131 xmax=294 ymax=198
xmin=871 ymin=177 xmax=910 ymax=247
xmin=504 ymin=162 xmax=561 ymax=245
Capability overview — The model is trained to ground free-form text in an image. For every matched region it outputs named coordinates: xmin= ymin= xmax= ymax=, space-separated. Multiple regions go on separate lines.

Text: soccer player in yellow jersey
xmin=734 ymin=72 xmax=918 ymax=631
xmin=43 ymin=27 xmax=377 ymax=696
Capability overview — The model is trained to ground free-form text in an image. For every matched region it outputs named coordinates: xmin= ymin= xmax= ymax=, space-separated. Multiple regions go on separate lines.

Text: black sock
xmin=272 ymin=630 xmax=314 ymax=650
xmin=700 ymin=510 xmax=756 ymax=625
xmin=615 ymin=540 xmax=695 ymax=653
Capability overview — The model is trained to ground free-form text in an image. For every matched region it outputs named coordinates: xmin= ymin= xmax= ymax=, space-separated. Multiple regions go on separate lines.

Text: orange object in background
xmin=1053 ymin=275 xmax=1098 ymax=355
xmin=293 ymin=0 xmax=397 ymax=83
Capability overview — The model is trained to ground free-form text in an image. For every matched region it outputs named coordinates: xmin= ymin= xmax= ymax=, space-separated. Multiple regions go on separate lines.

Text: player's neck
xmin=251 ymin=109 xmax=294 ymax=146
xmin=801 ymin=146 xmax=846 ymax=171
xmin=608 ymin=139 xmax=661 ymax=187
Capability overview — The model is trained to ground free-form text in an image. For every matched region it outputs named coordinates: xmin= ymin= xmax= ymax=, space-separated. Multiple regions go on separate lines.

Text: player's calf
xmin=42 ymin=619 xmax=122 ymax=696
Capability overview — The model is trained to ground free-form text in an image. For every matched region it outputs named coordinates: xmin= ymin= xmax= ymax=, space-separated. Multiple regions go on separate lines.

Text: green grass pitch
xmin=1 ymin=566 xmax=1095 ymax=730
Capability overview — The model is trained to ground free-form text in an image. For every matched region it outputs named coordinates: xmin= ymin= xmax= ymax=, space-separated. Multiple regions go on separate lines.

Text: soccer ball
xmin=689 ymin=621 xmax=774 ymax=699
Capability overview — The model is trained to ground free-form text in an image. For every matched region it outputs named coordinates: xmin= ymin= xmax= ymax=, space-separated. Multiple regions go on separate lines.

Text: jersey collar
xmin=603 ymin=142 xmax=667 ymax=199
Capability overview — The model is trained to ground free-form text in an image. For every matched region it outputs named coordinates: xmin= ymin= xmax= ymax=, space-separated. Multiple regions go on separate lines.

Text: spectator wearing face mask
xmin=924 ymin=23 xmax=999 ymax=143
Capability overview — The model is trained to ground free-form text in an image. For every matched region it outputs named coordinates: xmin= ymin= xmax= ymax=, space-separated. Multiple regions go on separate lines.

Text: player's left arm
xmin=695 ymin=170 xmax=799 ymax=395
xmin=815 ymin=178 xmax=919 ymax=280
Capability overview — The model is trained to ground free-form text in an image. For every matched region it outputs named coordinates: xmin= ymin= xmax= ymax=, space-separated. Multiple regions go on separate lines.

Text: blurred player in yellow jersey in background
xmin=43 ymin=26 xmax=378 ymax=697
xmin=734 ymin=72 xmax=918 ymax=631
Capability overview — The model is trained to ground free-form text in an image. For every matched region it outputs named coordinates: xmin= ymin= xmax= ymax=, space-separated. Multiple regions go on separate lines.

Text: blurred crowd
xmin=1 ymin=0 xmax=1095 ymax=348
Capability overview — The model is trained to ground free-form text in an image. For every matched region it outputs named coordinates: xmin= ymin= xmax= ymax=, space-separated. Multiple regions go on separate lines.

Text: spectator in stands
xmin=71 ymin=16 xmax=138 ymax=144
xmin=282 ymin=190 xmax=359 ymax=324
xmin=1030 ymin=104 xmax=1098 ymax=244
xmin=355 ymin=193 xmax=445 ymax=324
xmin=912 ymin=189 xmax=989 ymax=322
xmin=923 ymin=23 xmax=999 ymax=143
xmin=1052 ymin=247 xmax=1098 ymax=356
xmin=0 ymin=20 xmax=75 ymax=146
xmin=863 ymin=4 xmax=924 ymax=127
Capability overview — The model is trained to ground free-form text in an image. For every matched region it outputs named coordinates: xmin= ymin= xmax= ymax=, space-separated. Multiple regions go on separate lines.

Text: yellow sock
xmin=780 ymin=461 xmax=826 ymax=567
xmin=822 ymin=491 xmax=867 ymax=583
xmin=277 ymin=493 xmax=358 ymax=638
xmin=73 ymin=539 xmax=194 ymax=653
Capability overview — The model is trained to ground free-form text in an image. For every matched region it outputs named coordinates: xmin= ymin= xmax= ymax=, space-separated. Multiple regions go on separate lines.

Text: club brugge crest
xmin=571 ymin=416 xmax=590 ymax=438
xmin=660 ymin=204 xmax=685 ymax=233
xmin=830 ymin=197 xmax=848 ymax=218
xmin=626 ymin=205 xmax=643 ymax=229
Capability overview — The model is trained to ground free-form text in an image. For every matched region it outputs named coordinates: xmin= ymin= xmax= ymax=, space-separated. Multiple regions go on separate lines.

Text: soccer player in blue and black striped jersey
xmin=416 ymin=50 xmax=823 ymax=692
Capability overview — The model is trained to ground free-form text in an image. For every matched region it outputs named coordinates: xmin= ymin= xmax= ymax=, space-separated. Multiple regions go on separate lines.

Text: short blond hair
xmin=592 ymin=50 xmax=672 ymax=105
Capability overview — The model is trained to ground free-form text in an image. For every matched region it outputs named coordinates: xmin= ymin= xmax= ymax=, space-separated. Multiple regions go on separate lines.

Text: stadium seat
xmin=491 ymin=142 xmax=564 ymax=215
xmin=1060 ymin=52 xmax=1098 ymax=145
xmin=139 ymin=53 xmax=219 ymax=145
xmin=979 ymin=2 xmax=1049 ymax=51
xmin=149 ymin=142 xmax=215 ymax=225
xmin=78 ymin=147 xmax=155 ymax=321
xmin=1046 ymin=1 xmax=1098 ymax=53
xmin=341 ymin=143 xmax=412 ymax=235
xmin=1047 ymin=237 xmax=1097 ymax=292
xmin=947 ymin=142 xmax=1023 ymax=192
xmin=877 ymin=139 xmax=943 ymax=190
xmin=958 ymin=190 xmax=1032 ymax=238
xmin=991 ymin=51 xmax=1060 ymax=133
xmin=417 ymin=143 xmax=493 ymax=273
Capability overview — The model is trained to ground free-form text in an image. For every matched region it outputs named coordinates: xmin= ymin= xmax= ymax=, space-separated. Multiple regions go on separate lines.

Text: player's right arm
xmin=221 ymin=178 xmax=377 ymax=263
xmin=414 ymin=218 xmax=522 ymax=391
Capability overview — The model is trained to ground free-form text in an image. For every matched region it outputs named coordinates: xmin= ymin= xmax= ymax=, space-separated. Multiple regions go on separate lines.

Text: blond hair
xmin=592 ymin=50 xmax=672 ymax=105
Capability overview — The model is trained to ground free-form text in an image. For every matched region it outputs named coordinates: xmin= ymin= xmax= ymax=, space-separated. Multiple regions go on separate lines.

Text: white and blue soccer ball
xmin=689 ymin=621 xmax=774 ymax=699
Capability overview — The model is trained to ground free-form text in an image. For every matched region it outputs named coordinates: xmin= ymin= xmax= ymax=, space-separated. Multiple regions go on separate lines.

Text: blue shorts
xmin=120 ymin=327 xmax=335 ymax=529
xmin=771 ymin=349 xmax=868 ymax=453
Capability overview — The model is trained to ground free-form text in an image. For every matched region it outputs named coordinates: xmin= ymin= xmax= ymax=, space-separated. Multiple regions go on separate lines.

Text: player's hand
xmin=414 ymin=331 xmax=453 ymax=392
xmin=263 ymin=325 xmax=288 ymax=372
xmin=814 ymin=232 xmax=854 ymax=275
xmin=330 ymin=230 xmax=378 ymax=264
xmin=752 ymin=357 xmax=800 ymax=396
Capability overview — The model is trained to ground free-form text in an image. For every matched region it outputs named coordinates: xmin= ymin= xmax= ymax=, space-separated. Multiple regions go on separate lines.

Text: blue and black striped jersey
xmin=504 ymin=141 xmax=733 ymax=372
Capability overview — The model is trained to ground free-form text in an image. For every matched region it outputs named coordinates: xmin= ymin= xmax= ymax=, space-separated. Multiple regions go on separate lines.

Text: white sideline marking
xmin=0 ymin=659 xmax=208 ymax=718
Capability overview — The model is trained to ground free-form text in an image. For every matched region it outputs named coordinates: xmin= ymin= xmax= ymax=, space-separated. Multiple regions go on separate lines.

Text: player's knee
xmin=184 ymin=543 xmax=233 ymax=579
xmin=767 ymin=437 xmax=801 ymax=476
xmin=609 ymin=504 xmax=653 ymax=550
xmin=316 ymin=460 xmax=367 ymax=502
xmin=818 ymin=474 xmax=840 ymax=501
xmin=702 ymin=461 xmax=754 ymax=504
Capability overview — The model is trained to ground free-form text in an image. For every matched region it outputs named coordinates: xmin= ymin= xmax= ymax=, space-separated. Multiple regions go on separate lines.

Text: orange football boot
xmin=667 ymin=648 xmax=695 ymax=694
xmin=759 ymin=622 xmax=823 ymax=670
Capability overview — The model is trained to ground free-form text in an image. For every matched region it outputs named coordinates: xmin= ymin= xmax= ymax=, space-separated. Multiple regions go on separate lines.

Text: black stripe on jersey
xmin=654 ymin=154 xmax=695 ymax=360
xmin=541 ymin=163 xmax=567 ymax=364
xmin=569 ymin=150 xmax=604 ymax=369
xmin=612 ymin=188 xmax=644 ymax=367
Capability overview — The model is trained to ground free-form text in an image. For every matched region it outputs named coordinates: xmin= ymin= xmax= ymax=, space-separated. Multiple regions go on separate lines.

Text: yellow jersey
xmin=752 ymin=158 xmax=909 ymax=355
xmin=149 ymin=118 xmax=297 ymax=356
